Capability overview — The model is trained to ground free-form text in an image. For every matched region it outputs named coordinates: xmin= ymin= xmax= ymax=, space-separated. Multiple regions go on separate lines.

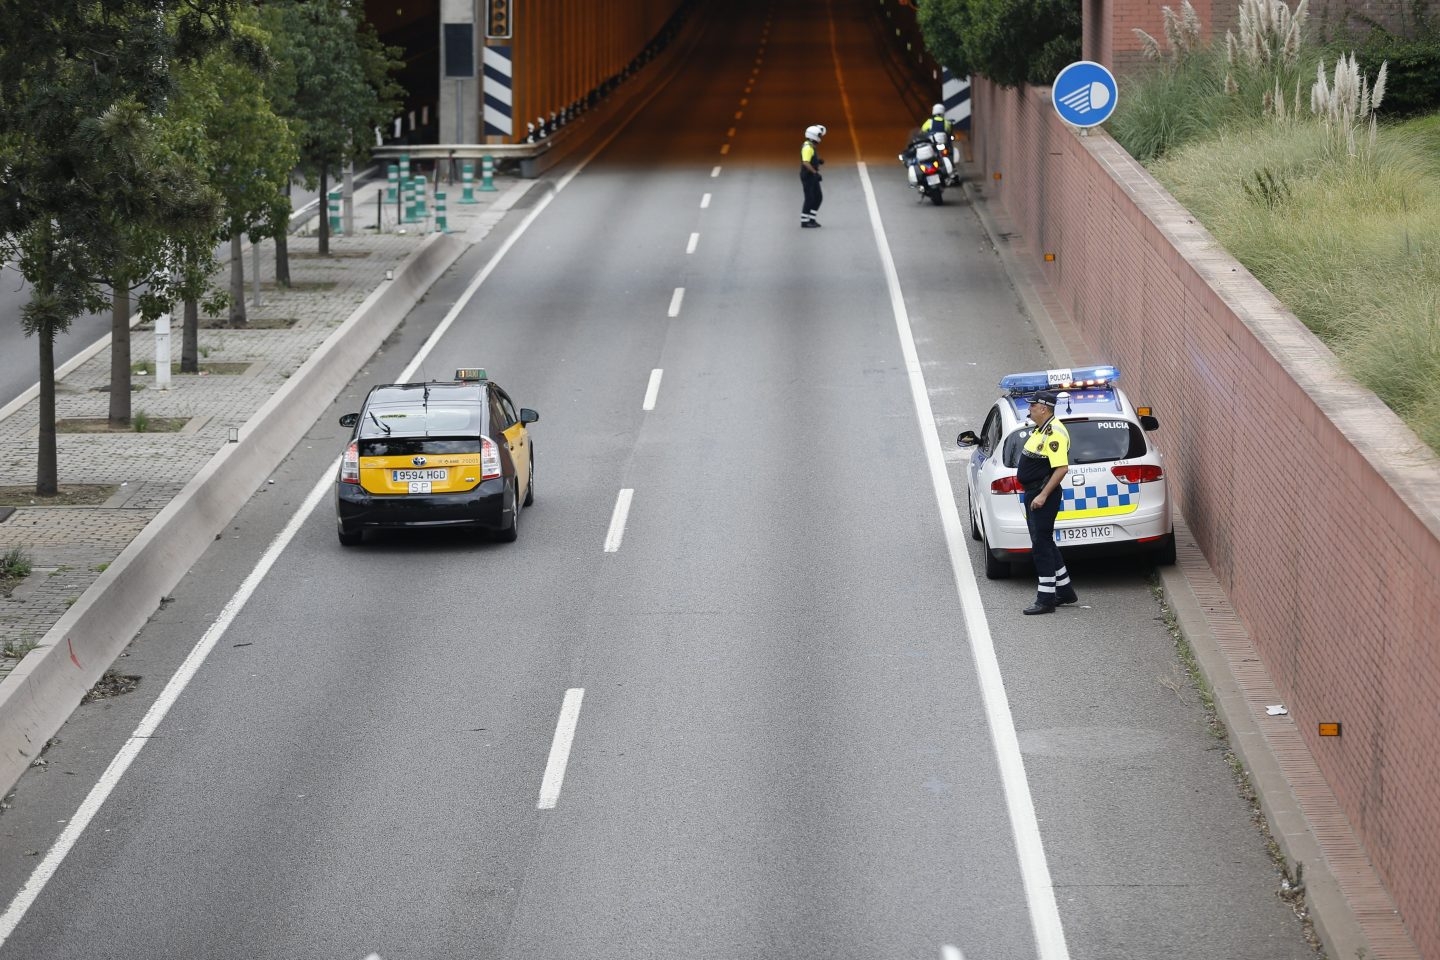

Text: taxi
xmin=956 ymin=364 xmax=1174 ymax=578
xmin=334 ymin=368 xmax=538 ymax=545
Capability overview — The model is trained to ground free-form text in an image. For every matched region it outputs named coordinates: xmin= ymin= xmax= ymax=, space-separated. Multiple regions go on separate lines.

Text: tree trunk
xmin=181 ymin=298 xmax=199 ymax=373
xmin=318 ymin=167 xmax=330 ymax=256
xmin=108 ymin=279 xmax=131 ymax=427
xmin=229 ymin=231 xmax=247 ymax=325
xmin=275 ymin=182 xmax=292 ymax=287
xmin=37 ymin=325 xmax=58 ymax=497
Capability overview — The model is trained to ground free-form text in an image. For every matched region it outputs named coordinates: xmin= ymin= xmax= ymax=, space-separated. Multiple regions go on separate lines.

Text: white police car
xmin=956 ymin=365 xmax=1175 ymax=579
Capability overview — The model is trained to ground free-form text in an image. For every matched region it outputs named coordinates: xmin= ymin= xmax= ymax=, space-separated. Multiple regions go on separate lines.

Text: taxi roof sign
xmin=454 ymin=368 xmax=487 ymax=381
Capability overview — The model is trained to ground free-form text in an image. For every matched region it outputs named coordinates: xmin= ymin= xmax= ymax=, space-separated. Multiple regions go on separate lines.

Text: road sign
xmin=1052 ymin=61 xmax=1118 ymax=128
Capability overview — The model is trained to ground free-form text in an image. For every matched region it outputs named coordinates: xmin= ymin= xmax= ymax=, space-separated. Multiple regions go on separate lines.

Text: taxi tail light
xmin=1112 ymin=464 xmax=1163 ymax=484
xmin=481 ymin=436 xmax=502 ymax=480
xmin=340 ymin=442 xmax=360 ymax=484
xmin=990 ymin=475 xmax=1025 ymax=494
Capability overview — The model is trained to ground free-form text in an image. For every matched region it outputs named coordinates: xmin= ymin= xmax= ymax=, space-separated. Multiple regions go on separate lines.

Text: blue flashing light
xmin=999 ymin=364 xmax=1120 ymax=395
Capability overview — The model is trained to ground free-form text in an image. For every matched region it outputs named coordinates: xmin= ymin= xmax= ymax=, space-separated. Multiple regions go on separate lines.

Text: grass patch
xmin=56 ymin=415 xmax=188 ymax=434
xmin=198 ymin=315 xmax=298 ymax=330
xmin=0 ymin=546 xmax=32 ymax=596
xmin=130 ymin=361 xmax=251 ymax=376
xmin=0 ymin=484 xmax=118 ymax=506
xmin=1148 ymin=115 xmax=1440 ymax=452
xmin=259 ymin=280 xmax=337 ymax=292
xmin=1 ymin=639 xmax=39 ymax=661
xmin=289 ymin=250 xmax=371 ymax=259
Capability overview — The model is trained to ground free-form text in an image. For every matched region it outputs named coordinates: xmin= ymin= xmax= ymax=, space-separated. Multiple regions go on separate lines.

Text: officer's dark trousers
xmin=1024 ymin=490 xmax=1073 ymax=606
xmin=800 ymin=173 xmax=823 ymax=223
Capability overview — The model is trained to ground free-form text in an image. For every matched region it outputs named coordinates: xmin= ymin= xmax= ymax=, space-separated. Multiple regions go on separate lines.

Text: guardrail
xmin=373 ymin=141 xmax=556 ymax=180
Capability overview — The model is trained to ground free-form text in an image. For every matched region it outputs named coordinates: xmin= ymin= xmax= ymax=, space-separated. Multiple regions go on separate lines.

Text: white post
xmin=343 ymin=162 xmax=355 ymax=235
xmin=154 ymin=312 xmax=171 ymax=390
xmin=252 ymin=236 xmax=262 ymax=305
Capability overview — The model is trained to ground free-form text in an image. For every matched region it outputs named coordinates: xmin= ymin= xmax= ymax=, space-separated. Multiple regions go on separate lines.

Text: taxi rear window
xmin=1003 ymin=419 xmax=1146 ymax=467
xmin=359 ymin=405 xmax=480 ymax=439
xmin=359 ymin=437 xmax=480 ymax=457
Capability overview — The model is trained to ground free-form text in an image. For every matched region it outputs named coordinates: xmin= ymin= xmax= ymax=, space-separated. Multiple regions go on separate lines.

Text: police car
xmin=334 ymin=368 xmax=538 ymax=545
xmin=956 ymin=365 xmax=1175 ymax=578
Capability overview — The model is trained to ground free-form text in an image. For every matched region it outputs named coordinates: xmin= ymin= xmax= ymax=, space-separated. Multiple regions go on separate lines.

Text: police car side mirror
xmin=519 ymin=408 xmax=540 ymax=425
xmin=956 ymin=430 xmax=979 ymax=447
xmin=1139 ymin=414 xmax=1159 ymax=431
xmin=339 ymin=413 xmax=359 ymax=428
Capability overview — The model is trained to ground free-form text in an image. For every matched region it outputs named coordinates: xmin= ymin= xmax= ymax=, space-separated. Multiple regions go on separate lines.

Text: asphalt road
xmin=0 ymin=1 xmax=1319 ymax=958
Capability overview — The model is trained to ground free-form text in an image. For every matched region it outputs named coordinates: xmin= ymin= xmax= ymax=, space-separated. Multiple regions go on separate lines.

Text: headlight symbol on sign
xmin=1052 ymin=61 xmax=1119 ymax=128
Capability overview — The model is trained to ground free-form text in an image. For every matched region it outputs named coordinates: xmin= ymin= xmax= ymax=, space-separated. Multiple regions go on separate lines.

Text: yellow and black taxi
xmin=956 ymin=364 xmax=1174 ymax=578
xmin=334 ymin=368 xmax=538 ymax=545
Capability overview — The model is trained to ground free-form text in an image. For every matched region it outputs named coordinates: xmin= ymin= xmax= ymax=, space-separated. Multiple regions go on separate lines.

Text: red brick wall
xmin=970 ymin=78 xmax=1440 ymax=960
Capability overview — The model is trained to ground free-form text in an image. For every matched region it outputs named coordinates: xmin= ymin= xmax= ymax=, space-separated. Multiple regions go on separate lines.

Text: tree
xmin=0 ymin=0 xmax=238 ymax=494
xmin=261 ymin=0 xmax=403 ymax=257
xmin=917 ymin=0 xmax=1081 ymax=88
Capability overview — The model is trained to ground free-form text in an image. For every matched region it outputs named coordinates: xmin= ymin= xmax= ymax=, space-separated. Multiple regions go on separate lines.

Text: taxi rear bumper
xmin=335 ymin=477 xmax=510 ymax=532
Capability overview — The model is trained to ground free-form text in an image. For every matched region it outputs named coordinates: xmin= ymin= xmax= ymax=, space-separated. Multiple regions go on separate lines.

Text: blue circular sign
xmin=1052 ymin=61 xmax=1118 ymax=128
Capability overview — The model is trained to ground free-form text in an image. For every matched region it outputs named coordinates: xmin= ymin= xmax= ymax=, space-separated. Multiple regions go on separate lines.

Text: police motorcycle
xmin=900 ymin=126 xmax=958 ymax=205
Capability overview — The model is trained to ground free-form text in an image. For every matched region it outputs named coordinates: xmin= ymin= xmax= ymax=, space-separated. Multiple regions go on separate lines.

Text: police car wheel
xmin=983 ymin=546 xmax=1011 ymax=580
xmin=495 ymin=481 xmax=520 ymax=543
xmin=337 ymin=522 xmax=362 ymax=547
xmin=523 ymin=452 xmax=535 ymax=506
xmin=967 ymin=489 xmax=981 ymax=541
xmin=1153 ymin=532 xmax=1177 ymax=566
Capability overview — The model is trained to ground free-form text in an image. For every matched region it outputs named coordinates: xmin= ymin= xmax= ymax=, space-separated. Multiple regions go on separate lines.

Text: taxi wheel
xmin=523 ymin=453 xmax=534 ymax=506
xmin=337 ymin=522 xmax=362 ymax=547
xmin=967 ymin=489 xmax=981 ymax=541
xmin=495 ymin=481 xmax=520 ymax=543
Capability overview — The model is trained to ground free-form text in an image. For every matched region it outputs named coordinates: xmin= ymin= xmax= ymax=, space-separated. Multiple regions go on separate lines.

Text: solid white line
xmin=0 ymin=466 xmax=335 ymax=947
xmin=711 ymin=166 xmax=722 ymax=178
xmin=642 ymin=369 xmax=663 ymax=411
xmin=942 ymin=946 xmax=966 ymax=960
xmin=603 ymin=488 xmax=633 ymax=552
xmin=536 ymin=688 xmax=585 ymax=809
xmin=686 ymin=233 xmax=699 ymax=255
xmin=719 ymin=143 xmax=730 ymax=155
xmin=700 ymin=193 xmax=712 ymax=208
xmin=667 ymin=287 xmax=685 ymax=317
xmin=829 ymin=3 xmax=1071 ymax=958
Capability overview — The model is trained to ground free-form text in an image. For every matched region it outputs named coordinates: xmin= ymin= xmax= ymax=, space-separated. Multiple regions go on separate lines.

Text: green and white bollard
xmin=386 ymin=163 xmax=399 ymax=203
xmin=402 ymin=175 xmax=417 ymax=223
xmin=327 ymin=188 xmax=343 ymax=235
xmin=399 ymin=153 xmax=411 ymax=185
xmin=435 ymin=191 xmax=448 ymax=232
xmin=460 ymin=161 xmax=476 ymax=204
xmin=414 ymin=176 xmax=429 ymax=218
xmin=480 ymin=155 xmax=497 ymax=192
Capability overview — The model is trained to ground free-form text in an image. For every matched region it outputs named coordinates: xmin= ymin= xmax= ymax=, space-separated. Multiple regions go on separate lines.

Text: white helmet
xmin=805 ymin=124 xmax=826 ymax=141
xmin=932 ymin=103 xmax=945 ymax=115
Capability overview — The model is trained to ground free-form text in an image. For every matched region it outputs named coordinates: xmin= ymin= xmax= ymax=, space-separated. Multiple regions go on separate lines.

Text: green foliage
xmin=1241 ymin=167 xmax=1294 ymax=207
xmin=1348 ymin=28 xmax=1440 ymax=117
xmin=0 ymin=547 xmax=31 ymax=580
xmin=916 ymin=0 xmax=1080 ymax=88
xmin=1150 ymin=117 xmax=1440 ymax=451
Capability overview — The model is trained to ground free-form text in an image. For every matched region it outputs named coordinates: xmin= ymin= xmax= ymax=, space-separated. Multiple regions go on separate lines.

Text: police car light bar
xmin=999 ymin=364 xmax=1119 ymax=395
xmin=454 ymin=368 xmax=487 ymax=381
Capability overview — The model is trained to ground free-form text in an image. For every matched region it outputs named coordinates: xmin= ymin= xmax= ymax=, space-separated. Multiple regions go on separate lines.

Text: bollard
xmin=460 ymin=161 xmax=476 ymax=204
xmin=480 ymin=155 xmax=497 ymax=192
xmin=327 ymin=188 xmax=343 ymax=235
xmin=435 ymin=191 xmax=447 ymax=233
xmin=399 ymin=152 xmax=411 ymax=186
xmin=386 ymin=163 xmax=399 ymax=203
xmin=414 ymin=175 xmax=428 ymax=218
xmin=402 ymin=175 xmax=417 ymax=223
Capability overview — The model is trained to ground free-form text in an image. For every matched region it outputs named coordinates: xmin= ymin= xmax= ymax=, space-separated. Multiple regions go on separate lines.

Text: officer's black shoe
xmin=1056 ymin=590 xmax=1079 ymax=606
xmin=801 ymin=221 xmax=820 ymax=229
xmin=1023 ymin=602 xmax=1057 ymax=616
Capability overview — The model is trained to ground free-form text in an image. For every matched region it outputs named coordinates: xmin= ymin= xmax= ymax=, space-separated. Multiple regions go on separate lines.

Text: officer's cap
xmin=1026 ymin=390 xmax=1060 ymax=407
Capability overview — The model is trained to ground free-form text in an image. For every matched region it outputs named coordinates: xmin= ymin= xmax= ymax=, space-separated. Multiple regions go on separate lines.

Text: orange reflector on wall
xmin=993 ymin=172 xmax=1002 ymax=180
xmin=1319 ymin=722 xmax=1341 ymax=737
xmin=1044 ymin=253 xmax=1055 ymax=262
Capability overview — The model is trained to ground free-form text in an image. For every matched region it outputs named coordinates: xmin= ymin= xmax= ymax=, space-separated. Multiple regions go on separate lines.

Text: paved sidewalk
xmin=0 ymin=169 xmax=532 ymax=681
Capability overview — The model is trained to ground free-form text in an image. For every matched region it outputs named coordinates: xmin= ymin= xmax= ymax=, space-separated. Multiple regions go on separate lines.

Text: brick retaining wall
xmin=969 ymin=78 xmax=1440 ymax=959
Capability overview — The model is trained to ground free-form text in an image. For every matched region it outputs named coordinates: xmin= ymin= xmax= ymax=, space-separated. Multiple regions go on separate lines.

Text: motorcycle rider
xmin=800 ymin=124 xmax=826 ymax=228
xmin=901 ymin=103 xmax=955 ymax=176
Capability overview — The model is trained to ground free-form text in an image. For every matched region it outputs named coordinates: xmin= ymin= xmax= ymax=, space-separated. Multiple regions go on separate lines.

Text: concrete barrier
xmin=0 ymin=229 xmax=470 ymax=797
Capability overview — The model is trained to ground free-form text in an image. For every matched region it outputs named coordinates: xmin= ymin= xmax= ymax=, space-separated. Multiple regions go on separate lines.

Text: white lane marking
xmin=604 ymin=488 xmax=634 ymax=553
xmin=667 ymin=287 xmax=685 ymax=317
xmin=734 ymin=111 xmax=743 ymax=119
xmin=711 ymin=166 xmax=722 ymax=178
xmin=686 ymin=233 xmax=699 ymax=255
xmin=719 ymin=143 xmax=730 ymax=155
xmin=727 ymin=127 xmax=736 ymax=137
xmin=700 ymin=193 xmax=712 ymax=208
xmin=0 ymin=468 xmax=335 ymax=946
xmin=942 ymin=947 xmax=966 ymax=960
xmin=0 ymin=67 xmax=668 ymax=946
xmin=537 ymin=688 xmax=585 ymax=809
xmin=642 ymin=369 xmax=663 ymax=410
xmin=830 ymin=6 xmax=1071 ymax=960
xmin=740 ymin=98 xmax=748 ymax=106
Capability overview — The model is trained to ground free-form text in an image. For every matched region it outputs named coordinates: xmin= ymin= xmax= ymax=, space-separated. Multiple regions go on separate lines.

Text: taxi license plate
xmin=1056 ymin=525 xmax=1112 ymax=543
xmin=393 ymin=469 xmax=447 ymax=482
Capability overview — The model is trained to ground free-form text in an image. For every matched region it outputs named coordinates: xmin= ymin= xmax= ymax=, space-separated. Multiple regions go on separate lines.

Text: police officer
xmin=800 ymin=124 xmax=825 ymax=228
xmin=920 ymin=102 xmax=954 ymax=137
xmin=1017 ymin=390 xmax=1078 ymax=614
